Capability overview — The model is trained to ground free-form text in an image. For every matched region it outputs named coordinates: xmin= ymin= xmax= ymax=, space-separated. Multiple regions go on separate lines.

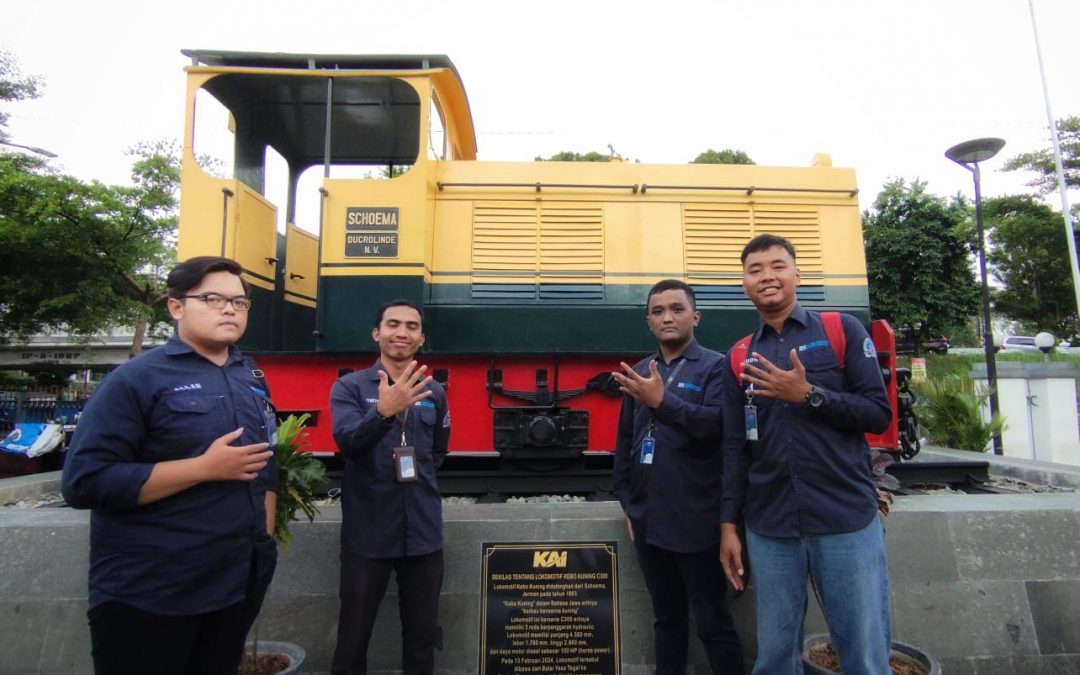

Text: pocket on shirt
xmin=799 ymin=348 xmax=845 ymax=389
xmin=154 ymin=393 xmax=228 ymax=458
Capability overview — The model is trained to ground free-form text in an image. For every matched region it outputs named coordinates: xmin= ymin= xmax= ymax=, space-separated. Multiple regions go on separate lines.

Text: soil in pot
xmin=805 ymin=641 xmax=928 ymax=675
xmin=237 ymin=651 xmax=292 ymax=675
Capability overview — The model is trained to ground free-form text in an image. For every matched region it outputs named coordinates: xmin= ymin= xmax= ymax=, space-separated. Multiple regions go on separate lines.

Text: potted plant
xmin=239 ymin=413 xmax=329 ymax=675
xmin=801 ymin=449 xmax=940 ymax=675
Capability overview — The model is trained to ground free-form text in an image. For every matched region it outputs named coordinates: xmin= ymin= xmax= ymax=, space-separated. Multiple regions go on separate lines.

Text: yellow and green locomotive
xmin=177 ymin=50 xmax=898 ymax=488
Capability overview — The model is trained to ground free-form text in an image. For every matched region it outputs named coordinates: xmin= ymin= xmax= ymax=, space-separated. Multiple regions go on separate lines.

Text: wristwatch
xmin=376 ymin=404 xmax=395 ymax=424
xmin=804 ymin=385 xmax=827 ymax=410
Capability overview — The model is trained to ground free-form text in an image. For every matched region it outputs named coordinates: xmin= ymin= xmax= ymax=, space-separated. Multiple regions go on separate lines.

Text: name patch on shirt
xmin=676 ymin=382 xmax=701 ymax=392
xmin=798 ymin=340 xmax=829 ymax=353
xmin=415 ymin=399 xmax=436 ymax=408
xmin=172 ymin=383 xmax=202 ymax=391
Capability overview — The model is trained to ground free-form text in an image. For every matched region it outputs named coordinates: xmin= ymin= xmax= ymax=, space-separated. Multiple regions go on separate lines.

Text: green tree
xmin=985 ymin=194 xmax=1078 ymax=340
xmin=1002 ymin=115 xmax=1080 ymax=196
xmin=534 ymin=150 xmax=612 ymax=162
xmin=691 ymin=148 xmax=755 ymax=165
xmin=862 ymin=178 xmax=981 ymax=342
xmin=0 ymin=49 xmax=42 ymax=143
xmin=0 ymin=142 xmax=179 ymax=354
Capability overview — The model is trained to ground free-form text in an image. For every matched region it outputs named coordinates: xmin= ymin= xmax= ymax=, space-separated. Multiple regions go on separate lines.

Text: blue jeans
xmin=746 ymin=517 xmax=891 ymax=675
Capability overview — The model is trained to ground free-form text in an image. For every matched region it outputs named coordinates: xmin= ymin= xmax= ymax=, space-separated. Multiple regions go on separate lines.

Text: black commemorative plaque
xmin=480 ymin=542 xmax=620 ymax=675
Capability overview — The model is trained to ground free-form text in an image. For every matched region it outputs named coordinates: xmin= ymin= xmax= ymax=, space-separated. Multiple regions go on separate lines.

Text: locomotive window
xmin=191 ymin=88 xmax=233 ymax=177
xmin=428 ymin=91 xmax=447 ymax=161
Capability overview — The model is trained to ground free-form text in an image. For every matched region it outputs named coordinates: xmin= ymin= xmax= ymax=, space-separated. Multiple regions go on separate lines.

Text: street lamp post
xmin=946 ymin=137 xmax=1006 ymax=455
xmin=0 ymin=140 xmax=57 ymax=158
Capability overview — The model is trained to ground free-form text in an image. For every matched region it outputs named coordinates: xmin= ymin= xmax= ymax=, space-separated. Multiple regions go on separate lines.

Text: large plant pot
xmin=803 ymin=633 xmax=941 ymax=675
xmin=241 ymin=640 xmax=305 ymax=675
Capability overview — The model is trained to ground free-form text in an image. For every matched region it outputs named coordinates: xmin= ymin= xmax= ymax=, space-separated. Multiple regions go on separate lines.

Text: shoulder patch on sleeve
xmin=863 ymin=337 xmax=876 ymax=359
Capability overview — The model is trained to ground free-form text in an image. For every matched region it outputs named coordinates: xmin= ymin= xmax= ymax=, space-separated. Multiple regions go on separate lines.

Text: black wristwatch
xmin=805 ymin=385 xmax=827 ymax=410
xmin=376 ymin=405 xmax=395 ymax=424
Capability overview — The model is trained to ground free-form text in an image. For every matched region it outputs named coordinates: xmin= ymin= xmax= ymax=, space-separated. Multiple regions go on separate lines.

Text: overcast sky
xmin=2 ymin=0 xmax=1078 ymax=210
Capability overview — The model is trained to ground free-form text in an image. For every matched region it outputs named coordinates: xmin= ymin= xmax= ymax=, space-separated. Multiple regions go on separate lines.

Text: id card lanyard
xmin=393 ymin=407 xmax=418 ymax=482
xmin=744 ymin=338 xmax=759 ymax=441
xmin=640 ymin=357 xmax=687 ymax=465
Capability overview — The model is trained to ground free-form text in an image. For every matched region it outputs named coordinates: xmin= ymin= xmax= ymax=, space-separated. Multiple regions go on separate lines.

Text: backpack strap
xmin=820 ymin=311 xmax=846 ymax=369
xmin=731 ymin=311 xmax=847 ymax=379
xmin=243 ymin=356 xmax=271 ymax=397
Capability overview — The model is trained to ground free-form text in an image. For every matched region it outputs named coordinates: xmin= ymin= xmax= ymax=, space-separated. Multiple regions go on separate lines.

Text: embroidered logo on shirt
xmin=415 ymin=399 xmax=436 ymax=408
xmin=365 ymin=398 xmax=378 ymax=404
xmin=863 ymin=337 xmax=876 ymax=359
xmin=798 ymin=340 xmax=830 ymax=352
xmin=172 ymin=383 xmax=202 ymax=391
xmin=442 ymin=410 xmax=451 ymax=428
xmin=677 ymin=382 xmax=702 ymax=392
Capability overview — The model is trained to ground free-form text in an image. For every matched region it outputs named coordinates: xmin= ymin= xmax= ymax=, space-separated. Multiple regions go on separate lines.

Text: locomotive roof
xmin=181 ymin=49 xmax=476 ymax=165
xmin=182 ymin=49 xmax=461 ymax=78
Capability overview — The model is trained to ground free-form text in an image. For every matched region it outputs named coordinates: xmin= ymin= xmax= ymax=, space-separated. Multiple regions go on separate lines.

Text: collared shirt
xmin=61 ymin=335 xmax=278 ymax=615
xmin=613 ymin=339 xmax=726 ymax=553
xmin=720 ymin=305 xmax=891 ymax=537
xmin=330 ymin=360 xmax=450 ymax=558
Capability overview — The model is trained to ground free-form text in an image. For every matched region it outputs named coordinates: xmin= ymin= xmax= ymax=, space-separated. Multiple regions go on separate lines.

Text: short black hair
xmin=740 ymin=234 xmax=797 ymax=264
xmin=166 ymin=256 xmax=250 ymax=298
xmin=374 ymin=299 xmax=424 ymax=329
xmin=647 ymin=279 xmax=696 ymax=310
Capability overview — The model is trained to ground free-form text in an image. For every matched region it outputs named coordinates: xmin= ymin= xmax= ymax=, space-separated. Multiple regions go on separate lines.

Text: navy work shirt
xmin=61 ymin=335 xmax=278 ymax=615
xmin=721 ymin=305 xmax=891 ymax=537
xmin=613 ymin=340 xmax=726 ymax=553
xmin=330 ymin=361 xmax=450 ymax=559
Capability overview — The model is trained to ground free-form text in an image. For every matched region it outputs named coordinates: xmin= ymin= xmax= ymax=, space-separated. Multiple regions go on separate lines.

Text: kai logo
xmin=532 ymin=551 xmax=568 ymax=568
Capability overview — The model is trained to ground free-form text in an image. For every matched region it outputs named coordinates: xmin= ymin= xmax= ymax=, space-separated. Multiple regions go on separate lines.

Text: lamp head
xmin=1035 ymin=331 xmax=1056 ymax=354
xmin=946 ymin=138 xmax=1006 ymax=167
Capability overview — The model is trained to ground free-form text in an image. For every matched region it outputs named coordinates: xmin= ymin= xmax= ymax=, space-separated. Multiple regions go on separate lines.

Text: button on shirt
xmin=331 ymin=361 xmax=450 ymax=559
xmin=614 ymin=340 xmax=726 ymax=553
xmin=61 ymin=335 xmax=278 ymax=615
xmin=721 ymin=306 xmax=891 ymax=537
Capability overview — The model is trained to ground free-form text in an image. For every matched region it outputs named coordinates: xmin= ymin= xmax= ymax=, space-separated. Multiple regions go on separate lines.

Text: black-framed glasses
xmin=180 ymin=293 xmax=253 ymax=311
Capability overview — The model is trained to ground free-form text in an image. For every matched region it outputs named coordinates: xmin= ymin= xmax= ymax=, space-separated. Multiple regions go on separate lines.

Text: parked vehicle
xmin=895 ymin=334 xmax=949 ymax=355
xmin=999 ymin=335 xmax=1041 ymax=353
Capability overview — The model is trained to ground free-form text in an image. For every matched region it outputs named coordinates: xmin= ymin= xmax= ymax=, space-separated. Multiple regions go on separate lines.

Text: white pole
xmin=1028 ymin=0 xmax=1080 ymax=321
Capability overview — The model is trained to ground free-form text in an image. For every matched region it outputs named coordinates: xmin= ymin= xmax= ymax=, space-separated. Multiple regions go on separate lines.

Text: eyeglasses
xmin=180 ymin=293 xmax=253 ymax=311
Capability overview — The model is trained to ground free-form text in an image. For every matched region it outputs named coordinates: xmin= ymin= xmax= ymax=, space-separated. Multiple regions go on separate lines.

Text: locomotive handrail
xmin=437 ymin=181 xmax=640 ymax=194
xmin=639 ymin=184 xmax=858 ymax=197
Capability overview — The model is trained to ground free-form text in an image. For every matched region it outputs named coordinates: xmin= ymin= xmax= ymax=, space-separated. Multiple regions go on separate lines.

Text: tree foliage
xmin=985 ymin=195 xmax=1078 ymax=340
xmin=862 ymin=178 xmax=980 ymax=339
xmin=0 ymin=49 xmax=42 ymax=142
xmin=691 ymin=148 xmax=755 ymax=165
xmin=0 ymin=142 xmax=179 ymax=352
xmin=534 ymin=150 xmax=612 ymax=162
xmin=1002 ymin=115 xmax=1080 ymax=196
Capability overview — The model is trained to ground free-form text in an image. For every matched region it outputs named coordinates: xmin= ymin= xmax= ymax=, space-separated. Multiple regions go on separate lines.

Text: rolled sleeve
xmin=62 ymin=372 xmax=154 ymax=511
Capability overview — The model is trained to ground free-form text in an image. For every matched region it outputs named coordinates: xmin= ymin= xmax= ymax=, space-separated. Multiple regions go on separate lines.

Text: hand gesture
xmin=741 ymin=349 xmax=812 ymax=404
xmin=200 ymin=428 xmax=272 ymax=481
xmin=376 ymin=361 xmax=433 ymax=417
xmin=612 ymin=360 xmax=664 ymax=409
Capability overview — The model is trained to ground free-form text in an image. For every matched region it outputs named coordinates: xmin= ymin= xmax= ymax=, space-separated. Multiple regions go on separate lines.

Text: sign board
xmin=345 ymin=206 xmax=399 ymax=258
xmin=480 ymin=542 xmax=620 ymax=675
xmin=911 ymin=357 xmax=927 ymax=384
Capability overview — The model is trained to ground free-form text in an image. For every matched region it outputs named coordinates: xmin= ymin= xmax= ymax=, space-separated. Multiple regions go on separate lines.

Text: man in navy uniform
xmin=613 ymin=279 xmax=744 ymax=674
xmin=330 ymin=299 xmax=451 ymax=675
xmin=62 ymin=256 xmax=278 ymax=675
xmin=719 ymin=234 xmax=892 ymax=674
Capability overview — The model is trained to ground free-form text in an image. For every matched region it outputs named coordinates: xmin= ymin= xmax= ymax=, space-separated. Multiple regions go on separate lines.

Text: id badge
xmin=744 ymin=404 xmax=759 ymax=441
xmin=394 ymin=446 xmax=418 ymax=482
xmin=639 ymin=436 xmax=655 ymax=465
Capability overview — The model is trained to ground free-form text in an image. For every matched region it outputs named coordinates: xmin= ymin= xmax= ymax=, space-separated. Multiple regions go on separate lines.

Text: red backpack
xmin=729 ymin=311 xmax=846 ymax=381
